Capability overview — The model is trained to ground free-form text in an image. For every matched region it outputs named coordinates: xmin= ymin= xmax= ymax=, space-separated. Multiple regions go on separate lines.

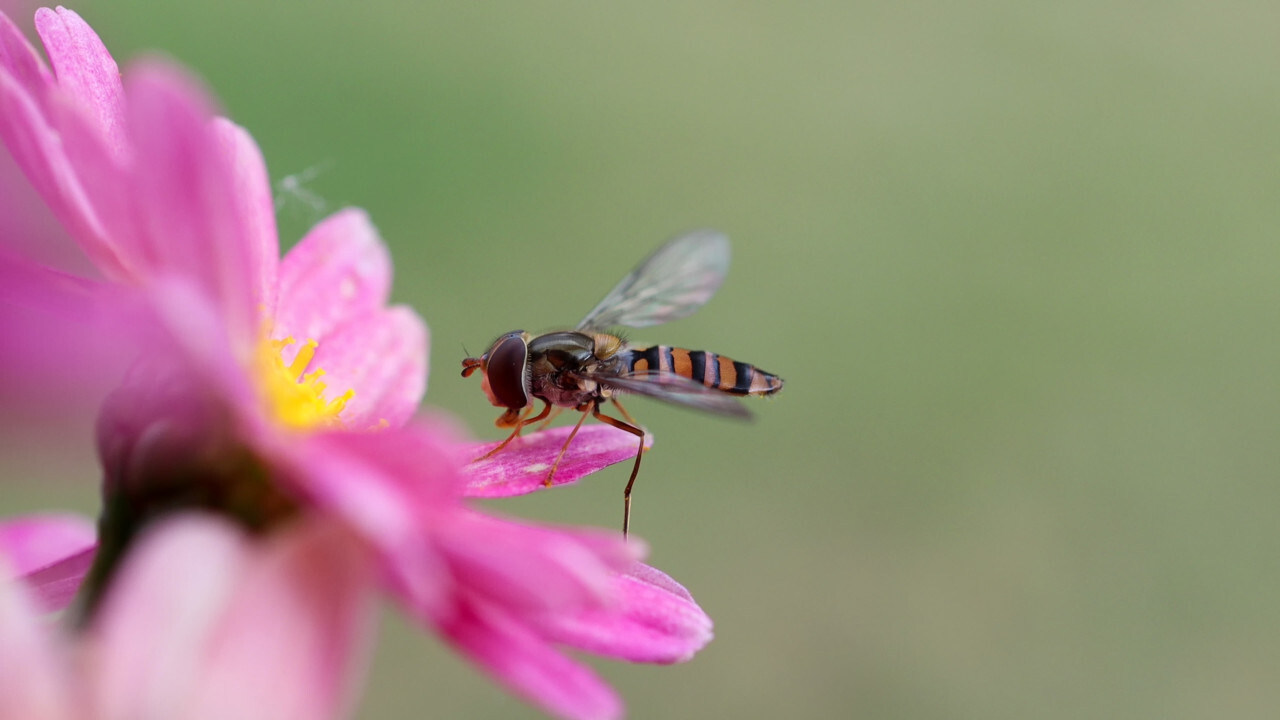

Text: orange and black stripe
xmin=626 ymin=346 xmax=783 ymax=396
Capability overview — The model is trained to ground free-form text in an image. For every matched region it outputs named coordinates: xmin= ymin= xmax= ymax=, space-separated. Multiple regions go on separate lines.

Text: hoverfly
xmin=461 ymin=230 xmax=783 ymax=536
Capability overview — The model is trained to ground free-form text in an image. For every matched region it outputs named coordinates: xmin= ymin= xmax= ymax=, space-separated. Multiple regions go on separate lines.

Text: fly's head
xmin=462 ymin=330 xmax=532 ymax=426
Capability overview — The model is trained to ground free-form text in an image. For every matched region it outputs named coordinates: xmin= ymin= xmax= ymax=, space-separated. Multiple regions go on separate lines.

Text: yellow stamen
xmin=258 ymin=336 xmax=355 ymax=429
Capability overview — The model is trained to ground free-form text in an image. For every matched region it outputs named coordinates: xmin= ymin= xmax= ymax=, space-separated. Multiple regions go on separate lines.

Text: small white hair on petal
xmin=274 ymin=162 xmax=332 ymax=217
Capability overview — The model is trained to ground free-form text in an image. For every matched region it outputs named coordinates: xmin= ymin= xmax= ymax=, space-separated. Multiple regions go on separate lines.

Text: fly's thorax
xmin=527 ymin=331 xmax=596 ymax=365
xmin=523 ymin=331 xmax=603 ymax=408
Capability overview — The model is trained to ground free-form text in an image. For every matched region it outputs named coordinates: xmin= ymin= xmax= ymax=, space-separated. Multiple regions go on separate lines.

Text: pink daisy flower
xmin=0 ymin=7 xmax=711 ymax=719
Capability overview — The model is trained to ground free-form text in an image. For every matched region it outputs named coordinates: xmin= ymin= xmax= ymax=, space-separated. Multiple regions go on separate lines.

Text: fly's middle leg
xmin=545 ymin=406 xmax=592 ymax=487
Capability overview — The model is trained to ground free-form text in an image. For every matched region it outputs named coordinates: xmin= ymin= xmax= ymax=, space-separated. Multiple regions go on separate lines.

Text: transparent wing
xmin=599 ymin=372 xmax=752 ymax=420
xmin=576 ymin=230 xmax=730 ymax=331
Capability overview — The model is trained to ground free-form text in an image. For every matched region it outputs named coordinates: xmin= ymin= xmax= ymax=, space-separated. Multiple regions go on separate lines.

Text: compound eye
xmin=484 ymin=333 xmax=530 ymax=410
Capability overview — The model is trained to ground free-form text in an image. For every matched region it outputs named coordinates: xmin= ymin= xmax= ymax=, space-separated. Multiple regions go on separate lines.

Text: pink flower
xmin=0 ymin=514 xmax=376 ymax=720
xmin=0 ymin=7 xmax=712 ymax=719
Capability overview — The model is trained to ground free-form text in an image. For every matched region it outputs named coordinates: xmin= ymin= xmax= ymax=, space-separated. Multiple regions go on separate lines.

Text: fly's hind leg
xmin=611 ymin=397 xmax=639 ymax=426
xmin=474 ymin=400 xmax=552 ymax=462
xmin=591 ymin=402 xmax=646 ymax=538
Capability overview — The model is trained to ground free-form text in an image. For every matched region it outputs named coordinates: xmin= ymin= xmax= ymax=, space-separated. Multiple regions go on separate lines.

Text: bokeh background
xmin=4 ymin=2 xmax=1280 ymax=718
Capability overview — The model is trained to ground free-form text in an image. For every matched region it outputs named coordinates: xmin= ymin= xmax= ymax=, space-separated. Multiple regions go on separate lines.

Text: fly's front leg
xmin=591 ymin=402 xmax=646 ymax=538
xmin=474 ymin=400 xmax=552 ymax=462
xmin=535 ymin=407 xmax=565 ymax=427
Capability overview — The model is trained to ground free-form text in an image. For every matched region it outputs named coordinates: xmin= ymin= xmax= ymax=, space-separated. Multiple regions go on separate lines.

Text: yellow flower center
xmin=258 ymin=336 xmax=354 ymax=429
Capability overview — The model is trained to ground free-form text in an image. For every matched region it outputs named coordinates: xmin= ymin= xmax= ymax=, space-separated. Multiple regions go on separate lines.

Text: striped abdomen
xmin=625 ymin=346 xmax=783 ymax=396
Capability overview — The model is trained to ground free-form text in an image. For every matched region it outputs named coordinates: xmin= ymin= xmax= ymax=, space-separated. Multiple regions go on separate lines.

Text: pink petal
xmin=85 ymin=515 xmax=376 ymax=720
xmin=463 ymin=425 xmax=653 ymax=498
xmin=307 ymin=305 xmax=427 ymax=430
xmin=93 ymin=334 xmax=254 ymax=511
xmin=0 ymin=62 xmax=120 ymax=274
xmin=276 ymin=435 xmax=426 ymax=555
xmin=0 ymin=514 xmax=96 ymax=575
xmin=0 ymin=132 xmax=94 ymax=274
xmin=87 ymin=281 xmax=259 ymax=480
xmin=438 ymin=601 xmax=622 ymax=720
xmin=544 ymin=563 xmax=714 ymax=664
xmin=0 ymin=9 xmax=54 ymax=112
xmin=34 ymin=6 xmax=126 ymax=159
xmin=19 ymin=546 xmax=95 ymax=613
xmin=299 ymin=414 xmax=468 ymax=505
xmin=0 ymin=514 xmax=97 ymax=612
xmin=40 ymin=82 xmax=135 ymax=277
xmin=0 ymin=252 xmax=151 ymax=415
xmin=0 ymin=11 xmax=133 ymax=279
xmin=140 ymin=276 xmax=258 ymax=394
xmin=274 ymin=208 xmax=391 ymax=344
xmin=119 ymin=63 xmax=257 ymax=340
xmin=0 ymin=558 xmax=74 ymax=720
xmin=437 ymin=513 xmax=640 ymax=616
xmin=276 ymin=425 xmax=458 ymax=614
xmin=180 ymin=518 xmax=376 ymax=720
xmin=211 ymin=118 xmax=278 ymax=318
xmin=86 ymin=515 xmax=251 ymax=719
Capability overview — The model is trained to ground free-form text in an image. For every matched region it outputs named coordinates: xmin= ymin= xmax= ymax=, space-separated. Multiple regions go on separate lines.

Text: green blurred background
xmin=5 ymin=1 xmax=1280 ymax=717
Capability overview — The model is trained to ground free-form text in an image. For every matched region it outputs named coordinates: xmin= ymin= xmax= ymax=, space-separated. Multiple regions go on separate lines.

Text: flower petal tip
xmin=0 ymin=513 xmax=97 ymax=575
xmin=0 ymin=514 xmax=98 ymax=612
xmin=546 ymin=562 xmax=714 ymax=665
